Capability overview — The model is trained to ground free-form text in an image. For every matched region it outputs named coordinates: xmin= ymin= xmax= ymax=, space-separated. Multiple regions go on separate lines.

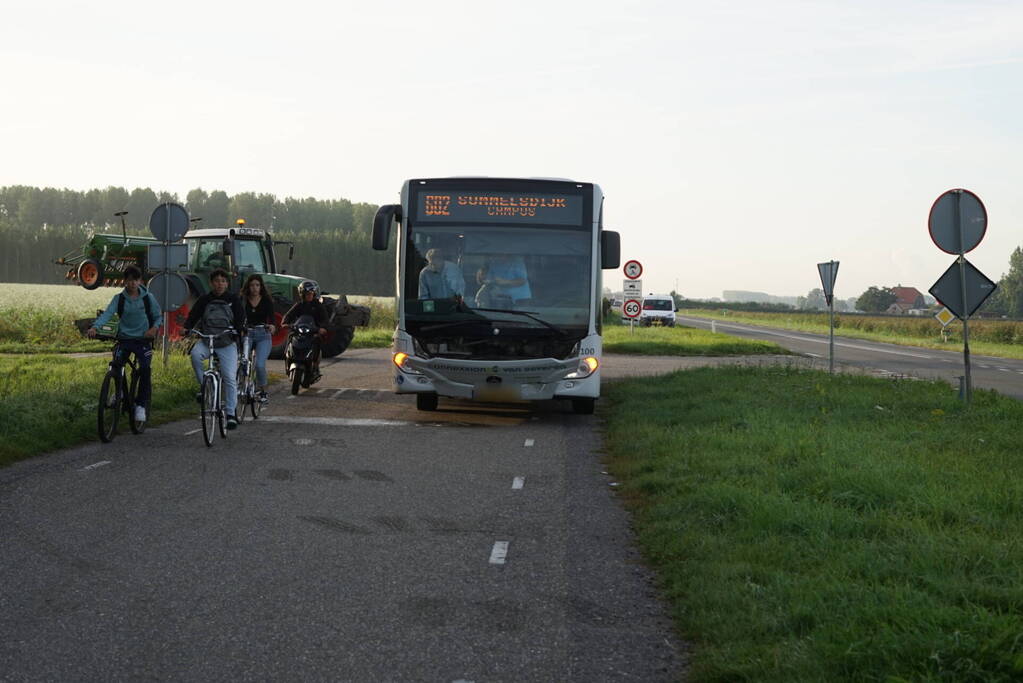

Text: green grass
xmin=685 ymin=308 xmax=1023 ymax=359
xmin=603 ymin=367 xmax=1023 ymax=681
xmin=0 ymin=353 xmax=198 ymax=466
xmin=603 ymin=322 xmax=787 ymax=356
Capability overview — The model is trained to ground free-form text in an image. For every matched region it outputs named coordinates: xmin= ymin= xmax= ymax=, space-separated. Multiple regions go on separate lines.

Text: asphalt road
xmin=678 ymin=315 xmax=1023 ymax=400
xmin=1 ymin=349 xmax=692 ymax=682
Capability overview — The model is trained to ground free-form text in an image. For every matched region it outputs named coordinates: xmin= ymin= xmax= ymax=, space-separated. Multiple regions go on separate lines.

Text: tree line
xmin=0 ymin=185 xmax=396 ymax=296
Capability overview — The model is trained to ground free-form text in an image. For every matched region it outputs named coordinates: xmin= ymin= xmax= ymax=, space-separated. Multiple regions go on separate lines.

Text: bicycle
xmin=97 ymin=335 xmax=150 ymax=443
xmin=190 ymin=329 xmax=233 ymax=447
xmin=236 ymin=324 xmax=271 ymax=422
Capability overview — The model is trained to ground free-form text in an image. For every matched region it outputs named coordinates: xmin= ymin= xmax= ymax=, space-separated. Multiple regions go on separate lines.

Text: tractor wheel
xmin=321 ymin=326 xmax=355 ymax=358
xmin=77 ymin=259 xmax=104 ymax=290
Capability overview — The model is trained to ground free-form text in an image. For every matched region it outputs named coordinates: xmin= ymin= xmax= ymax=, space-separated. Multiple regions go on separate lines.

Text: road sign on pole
xmin=928 ymin=257 xmax=996 ymax=320
xmin=623 ymin=260 xmax=643 ymax=280
xmin=623 ymin=280 xmax=642 ymax=298
xmin=928 ymin=189 xmax=987 ymax=255
xmin=816 ymin=260 xmax=839 ymax=374
xmin=622 ymin=299 xmax=641 ymax=318
xmin=927 ymin=188 xmax=989 ymax=404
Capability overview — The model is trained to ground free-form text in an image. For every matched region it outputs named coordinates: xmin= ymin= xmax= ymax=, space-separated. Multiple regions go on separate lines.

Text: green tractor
xmin=56 ymin=220 xmax=370 ymax=358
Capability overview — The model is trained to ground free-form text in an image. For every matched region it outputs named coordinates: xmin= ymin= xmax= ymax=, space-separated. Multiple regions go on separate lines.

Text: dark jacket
xmin=283 ymin=300 xmax=327 ymax=329
xmin=184 ymin=291 xmax=246 ymax=337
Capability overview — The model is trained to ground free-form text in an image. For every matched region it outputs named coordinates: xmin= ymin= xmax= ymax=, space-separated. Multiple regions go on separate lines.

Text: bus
xmin=372 ymin=177 xmax=620 ymax=414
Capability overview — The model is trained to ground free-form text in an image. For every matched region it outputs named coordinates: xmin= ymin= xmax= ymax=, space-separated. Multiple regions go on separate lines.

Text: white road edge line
xmin=184 ymin=428 xmax=201 ymax=436
xmin=512 ymin=476 xmax=525 ymax=489
xmin=261 ymin=415 xmax=415 ymax=427
xmin=524 ymin=439 xmax=535 ymax=447
xmin=332 ymin=390 xmax=345 ymax=399
xmin=81 ymin=460 xmax=111 ymax=471
xmin=489 ymin=541 xmax=509 ymax=565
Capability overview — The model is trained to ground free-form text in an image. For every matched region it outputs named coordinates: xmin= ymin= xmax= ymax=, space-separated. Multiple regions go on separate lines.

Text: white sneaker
xmin=134 ymin=405 xmax=146 ymax=422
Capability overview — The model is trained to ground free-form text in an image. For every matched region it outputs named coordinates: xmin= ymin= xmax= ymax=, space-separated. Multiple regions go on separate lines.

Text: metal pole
xmin=162 ymin=204 xmax=171 ymax=368
xmin=829 ymin=293 xmax=835 ymax=374
xmin=956 ymin=192 xmax=972 ymax=403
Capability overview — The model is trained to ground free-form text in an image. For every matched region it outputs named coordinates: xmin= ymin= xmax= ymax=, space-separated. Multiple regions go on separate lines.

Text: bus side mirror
xmin=373 ymin=204 xmax=401 ymax=251
xmin=600 ymin=230 xmax=620 ymax=269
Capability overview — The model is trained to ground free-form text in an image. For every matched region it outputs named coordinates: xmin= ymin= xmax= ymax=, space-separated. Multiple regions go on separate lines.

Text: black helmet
xmin=298 ymin=280 xmax=319 ymax=297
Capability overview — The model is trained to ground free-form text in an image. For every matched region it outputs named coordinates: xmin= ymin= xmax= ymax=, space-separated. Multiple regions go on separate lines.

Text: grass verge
xmin=0 ymin=353 xmax=198 ymax=467
xmin=603 ymin=367 xmax=1023 ymax=681
xmin=603 ymin=323 xmax=788 ymax=355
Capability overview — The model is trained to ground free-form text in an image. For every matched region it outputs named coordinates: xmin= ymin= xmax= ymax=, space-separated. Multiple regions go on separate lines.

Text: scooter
xmin=283 ymin=315 xmax=321 ymax=395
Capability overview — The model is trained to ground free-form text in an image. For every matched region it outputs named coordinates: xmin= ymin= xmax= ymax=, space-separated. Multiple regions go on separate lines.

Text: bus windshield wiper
xmin=471 ymin=308 xmax=568 ymax=336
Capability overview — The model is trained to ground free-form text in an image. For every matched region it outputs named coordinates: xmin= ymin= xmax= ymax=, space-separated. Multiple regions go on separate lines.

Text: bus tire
xmin=416 ymin=392 xmax=438 ymax=411
xmin=571 ymin=398 xmax=595 ymax=415
xmin=321 ymin=326 xmax=355 ymax=358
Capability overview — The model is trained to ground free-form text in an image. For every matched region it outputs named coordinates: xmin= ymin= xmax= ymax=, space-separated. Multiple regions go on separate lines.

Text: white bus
xmin=372 ymin=177 xmax=620 ymax=414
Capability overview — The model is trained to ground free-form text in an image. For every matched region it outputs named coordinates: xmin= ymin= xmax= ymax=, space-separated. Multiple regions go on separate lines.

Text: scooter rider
xmin=282 ymin=281 xmax=328 ymax=381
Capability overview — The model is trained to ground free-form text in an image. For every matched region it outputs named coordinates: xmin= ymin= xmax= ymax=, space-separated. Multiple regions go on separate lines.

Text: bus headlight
xmin=392 ymin=352 xmax=422 ymax=374
xmin=565 ymin=356 xmax=599 ymax=379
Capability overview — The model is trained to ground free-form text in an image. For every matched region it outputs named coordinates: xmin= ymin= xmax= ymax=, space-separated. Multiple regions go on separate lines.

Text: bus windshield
xmin=403 ymin=224 xmax=592 ymax=334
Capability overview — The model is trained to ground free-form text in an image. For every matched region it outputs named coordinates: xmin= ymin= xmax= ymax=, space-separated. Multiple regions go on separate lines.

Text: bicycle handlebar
xmin=188 ymin=329 xmax=235 ymax=342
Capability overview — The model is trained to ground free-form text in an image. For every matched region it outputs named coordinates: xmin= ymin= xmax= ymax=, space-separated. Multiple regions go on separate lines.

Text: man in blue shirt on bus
xmin=418 ymin=247 xmax=465 ymax=300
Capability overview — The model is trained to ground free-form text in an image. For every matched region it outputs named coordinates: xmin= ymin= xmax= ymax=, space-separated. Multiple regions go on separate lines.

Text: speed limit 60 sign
xmin=622 ymin=299 xmax=642 ymax=318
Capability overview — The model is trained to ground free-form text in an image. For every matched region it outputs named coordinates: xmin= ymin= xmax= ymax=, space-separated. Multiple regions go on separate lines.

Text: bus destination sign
xmin=416 ymin=192 xmax=583 ymax=225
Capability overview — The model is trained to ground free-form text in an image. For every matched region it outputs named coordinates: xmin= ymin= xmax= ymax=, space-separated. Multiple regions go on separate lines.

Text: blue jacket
xmin=94 ymin=285 xmax=162 ymax=339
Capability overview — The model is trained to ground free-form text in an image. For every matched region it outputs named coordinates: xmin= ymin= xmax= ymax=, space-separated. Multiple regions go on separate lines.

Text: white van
xmin=638 ymin=294 xmax=676 ymax=327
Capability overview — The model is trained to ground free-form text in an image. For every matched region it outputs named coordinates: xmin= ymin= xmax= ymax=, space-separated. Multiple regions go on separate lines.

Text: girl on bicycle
xmin=243 ymin=273 xmax=276 ymax=402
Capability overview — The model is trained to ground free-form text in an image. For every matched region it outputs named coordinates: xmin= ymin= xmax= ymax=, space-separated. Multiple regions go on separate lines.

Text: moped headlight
xmin=565 ymin=356 xmax=599 ymax=379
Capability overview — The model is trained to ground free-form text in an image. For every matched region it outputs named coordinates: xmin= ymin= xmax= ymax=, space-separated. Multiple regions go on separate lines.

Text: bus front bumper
xmin=393 ymin=357 xmax=600 ymax=402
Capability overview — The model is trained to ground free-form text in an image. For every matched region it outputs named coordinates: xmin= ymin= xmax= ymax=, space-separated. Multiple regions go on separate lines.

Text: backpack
xmin=118 ymin=291 xmax=159 ymax=327
xmin=201 ymin=297 xmax=237 ymax=348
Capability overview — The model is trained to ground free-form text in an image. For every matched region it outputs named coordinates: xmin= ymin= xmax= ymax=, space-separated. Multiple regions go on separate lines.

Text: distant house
xmin=886 ymin=286 xmax=926 ymax=315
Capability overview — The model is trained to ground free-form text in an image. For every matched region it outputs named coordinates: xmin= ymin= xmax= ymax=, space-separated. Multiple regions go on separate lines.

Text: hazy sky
xmin=3 ymin=1 xmax=1021 ymax=299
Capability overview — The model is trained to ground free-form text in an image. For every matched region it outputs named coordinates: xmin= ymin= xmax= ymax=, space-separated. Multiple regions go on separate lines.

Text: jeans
xmin=190 ymin=340 xmax=238 ymax=416
xmin=113 ymin=339 xmax=153 ymax=408
xmin=246 ymin=327 xmax=272 ymax=387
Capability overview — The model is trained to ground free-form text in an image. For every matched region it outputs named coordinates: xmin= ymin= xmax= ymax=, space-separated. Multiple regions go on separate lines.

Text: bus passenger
xmin=418 ymin=248 xmax=464 ymax=300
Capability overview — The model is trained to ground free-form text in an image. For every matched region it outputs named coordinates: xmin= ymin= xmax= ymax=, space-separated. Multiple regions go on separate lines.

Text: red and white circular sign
xmin=623 ymin=260 xmax=643 ymax=279
xmin=622 ymin=299 xmax=642 ymax=318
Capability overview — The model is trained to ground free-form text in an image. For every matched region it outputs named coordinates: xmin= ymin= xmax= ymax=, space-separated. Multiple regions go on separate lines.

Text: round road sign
xmin=623 ymin=259 xmax=643 ymax=279
xmin=149 ymin=202 xmax=190 ymax=243
xmin=622 ymin=299 xmax=642 ymax=318
xmin=928 ymin=189 xmax=987 ymax=255
xmin=148 ymin=272 xmax=190 ymax=312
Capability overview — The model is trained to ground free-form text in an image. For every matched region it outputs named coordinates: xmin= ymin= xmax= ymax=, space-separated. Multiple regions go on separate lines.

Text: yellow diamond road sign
xmin=935 ymin=307 xmax=955 ymax=327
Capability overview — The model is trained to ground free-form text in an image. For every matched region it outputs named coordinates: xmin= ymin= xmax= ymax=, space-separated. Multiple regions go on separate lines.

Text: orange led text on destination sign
xmin=424 ymin=194 xmax=569 ymax=217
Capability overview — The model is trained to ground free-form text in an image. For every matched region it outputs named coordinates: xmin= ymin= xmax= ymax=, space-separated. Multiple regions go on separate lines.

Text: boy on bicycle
xmin=87 ymin=265 xmax=162 ymax=423
xmin=183 ymin=268 xmax=246 ymax=429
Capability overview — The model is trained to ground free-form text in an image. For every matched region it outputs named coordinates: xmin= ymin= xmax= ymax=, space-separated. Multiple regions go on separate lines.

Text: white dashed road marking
xmin=261 ymin=416 xmax=414 ymax=428
xmin=524 ymin=439 xmax=534 ymax=447
xmin=512 ymin=476 xmax=525 ymax=490
xmin=184 ymin=428 xmax=201 ymax=436
xmin=81 ymin=461 xmax=111 ymax=471
xmin=489 ymin=541 xmax=509 ymax=565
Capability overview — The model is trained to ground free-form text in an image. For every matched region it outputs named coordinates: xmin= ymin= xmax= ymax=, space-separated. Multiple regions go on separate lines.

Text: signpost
xmin=148 ymin=202 xmax=191 ymax=366
xmin=623 ymin=260 xmax=643 ymax=334
xmin=927 ymin=189 xmax=992 ymax=403
xmin=817 ymin=260 xmax=839 ymax=374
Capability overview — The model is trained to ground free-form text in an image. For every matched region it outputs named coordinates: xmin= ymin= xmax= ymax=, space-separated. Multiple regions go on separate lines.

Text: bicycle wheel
xmin=97 ymin=371 xmax=120 ymax=443
xmin=128 ymin=367 xmax=146 ymax=435
xmin=235 ymin=364 xmax=247 ymax=424
xmin=201 ymin=374 xmax=217 ymax=447
xmin=217 ymin=389 xmax=228 ymax=439
xmin=248 ymin=351 xmax=262 ymax=419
